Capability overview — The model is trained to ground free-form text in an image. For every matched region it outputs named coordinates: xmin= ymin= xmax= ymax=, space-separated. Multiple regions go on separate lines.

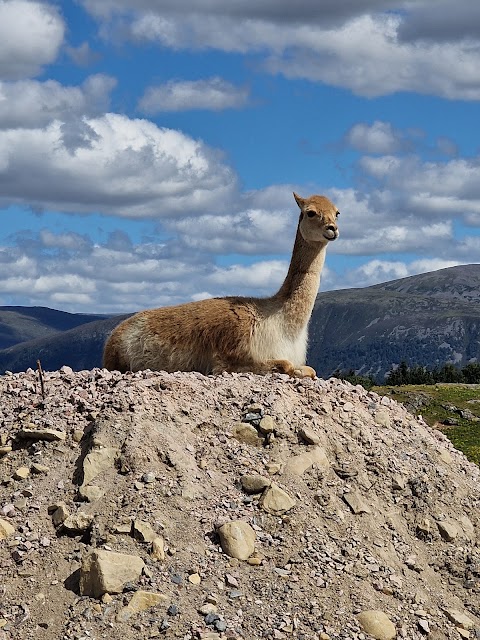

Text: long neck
xmin=272 ymin=226 xmax=327 ymax=334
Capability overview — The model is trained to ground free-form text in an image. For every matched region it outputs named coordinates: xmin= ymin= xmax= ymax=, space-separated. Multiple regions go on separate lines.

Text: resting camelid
xmin=103 ymin=192 xmax=340 ymax=378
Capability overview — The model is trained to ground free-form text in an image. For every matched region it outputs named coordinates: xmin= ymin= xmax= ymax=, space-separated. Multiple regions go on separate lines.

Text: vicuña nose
xmin=326 ymin=224 xmax=337 ymax=233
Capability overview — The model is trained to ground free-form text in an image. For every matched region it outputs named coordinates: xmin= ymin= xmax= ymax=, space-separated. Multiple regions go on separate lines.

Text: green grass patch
xmin=373 ymin=384 xmax=480 ymax=466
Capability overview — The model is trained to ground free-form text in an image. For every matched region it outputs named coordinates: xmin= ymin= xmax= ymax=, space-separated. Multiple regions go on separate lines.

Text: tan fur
xmin=103 ymin=193 xmax=340 ymax=378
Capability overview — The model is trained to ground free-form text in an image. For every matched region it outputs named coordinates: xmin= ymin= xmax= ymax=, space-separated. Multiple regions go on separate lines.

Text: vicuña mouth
xmin=324 ymin=231 xmax=338 ymax=241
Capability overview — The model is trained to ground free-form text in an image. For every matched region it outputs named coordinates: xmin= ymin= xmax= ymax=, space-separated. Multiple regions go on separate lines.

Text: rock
xmin=218 ymin=521 xmax=256 ymax=560
xmin=31 ymin=463 xmax=50 ymax=474
xmin=459 ymin=515 xmax=475 ymax=540
xmin=63 ymin=512 xmax=94 ymax=533
xmin=13 ymin=466 xmax=30 ymax=480
xmin=78 ymin=485 xmax=105 ymax=502
xmin=117 ymin=590 xmax=168 ymax=621
xmin=443 ymin=608 xmax=475 ymax=629
xmin=232 ymin=423 xmax=263 ymax=445
xmin=17 ymin=428 xmax=66 ymax=441
xmin=357 ymin=610 xmax=397 ymax=640
xmin=437 ymin=520 xmax=458 ymax=542
xmin=79 ymin=549 xmax=145 ymax=597
xmin=81 ymin=447 xmax=119 ymax=487
xmin=151 ymin=536 xmax=166 ymax=561
xmin=343 ymin=491 xmax=371 ymax=514
xmin=265 ymin=462 xmax=281 ymax=475
xmin=0 ymin=518 xmax=15 ymax=540
xmin=188 ymin=573 xmax=201 ymax=584
xmin=258 ymin=415 xmax=275 ymax=434
xmin=142 ymin=472 xmax=156 ymax=483
xmin=283 ymin=446 xmax=329 ymax=476
xmin=49 ymin=502 xmax=70 ymax=527
xmin=259 ymin=483 xmax=296 ymax=515
xmin=240 ymin=474 xmax=271 ymax=494
xmin=392 ymin=474 xmax=406 ymax=491
xmin=133 ymin=519 xmax=157 ymax=543
xmin=374 ymin=410 xmax=391 ymax=428
xmin=298 ymin=426 xmax=320 ymax=444
xmin=438 ymin=448 xmax=453 ymax=464
xmin=0 ymin=445 xmax=12 ymax=456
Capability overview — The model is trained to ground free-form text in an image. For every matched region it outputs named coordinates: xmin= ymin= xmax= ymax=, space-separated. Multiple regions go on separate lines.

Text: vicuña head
xmin=103 ymin=192 xmax=340 ymax=378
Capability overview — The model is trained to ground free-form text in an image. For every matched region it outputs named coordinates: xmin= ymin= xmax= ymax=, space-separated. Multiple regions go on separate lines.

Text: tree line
xmin=332 ymin=361 xmax=480 ymax=388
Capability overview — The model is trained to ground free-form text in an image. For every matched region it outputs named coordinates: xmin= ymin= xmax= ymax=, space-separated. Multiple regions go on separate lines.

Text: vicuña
xmin=103 ymin=192 xmax=340 ymax=378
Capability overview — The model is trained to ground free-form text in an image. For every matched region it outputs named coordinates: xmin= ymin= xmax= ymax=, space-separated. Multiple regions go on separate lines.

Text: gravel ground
xmin=0 ymin=366 xmax=479 ymax=640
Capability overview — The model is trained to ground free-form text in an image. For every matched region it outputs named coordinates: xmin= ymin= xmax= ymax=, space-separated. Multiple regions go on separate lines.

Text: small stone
xmin=437 ymin=521 xmax=458 ymax=542
xmin=258 ymin=415 xmax=275 ymax=434
xmin=114 ymin=521 xmax=132 ymax=535
xmin=78 ymin=485 xmax=105 ymax=502
xmin=417 ymin=619 xmax=430 ymax=634
xmin=443 ymin=608 xmax=475 ymax=630
xmin=188 ymin=573 xmax=201 ymax=584
xmin=374 ymin=410 xmax=391 ymax=428
xmin=218 ymin=521 xmax=256 ymax=560
xmin=265 ymin=462 xmax=281 ymax=475
xmin=198 ymin=603 xmax=218 ymax=615
xmin=31 ymin=463 xmax=50 ymax=474
xmin=438 ymin=448 xmax=453 ymax=464
xmin=79 ymin=549 xmax=145 ymax=597
xmin=392 ymin=474 xmax=406 ymax=491
xmin=142 ymin=472 xmax=156 ymax=484
xmin=298 ymin=426 xmax=320 ymax=444
xmin=283 ymin=446 xmax=329 ymax=476
xmin=50 ymin=503 xmax=70 ymax=527
xmin=133 ymin=519 xmax=157 ymax=543
xmin=167 ymin=604 xmax=179 ymax=616
xmin=13 ymin=467 xmax=30 ymax=480
xmin=232 ymin=423 xmax=263 ymax=445
xmin=0 ymin=518 xmax=15 ymax=540
xmin=215 ymin=620 xmax=227 ymax=632
xmin=343 ymin=491 xmax=371 ymax=514
xmin=17 ymin=428 xmax=66 ymax=441
xmin=151 ymin=536 xmax=165 ymax=561
xmin=117 ymin=590 xmax=168 ymax=621
xmin=72 ymin=430 xmax=84 ymax=443
xmin=457 ymin=629 xmax=470 ymax=639
xmin=63 ymin=512 xmax=94 ymax=533
xmin=259 ymin=483 xmax=296 ymax=515
xmin=225 ymin=573 xmax=238 ymax=588
xmin=240 ymin=474 xmax=271 ymax=494
xmin=81 ymin=447 xmax=119 ymax=487
xmin=247 ymin=554 xmax=263 ymax=566
xmin=357 ymin=610 xmax=396 ymax=640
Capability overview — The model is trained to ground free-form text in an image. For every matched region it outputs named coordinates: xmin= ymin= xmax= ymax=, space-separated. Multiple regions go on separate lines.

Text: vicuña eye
xmin=307 ymin=210 xmax=316 ymax=218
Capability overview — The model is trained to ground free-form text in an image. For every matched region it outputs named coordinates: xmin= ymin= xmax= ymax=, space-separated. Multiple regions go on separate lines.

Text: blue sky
xmin=0 ymin=0 xmax=479 ymax=313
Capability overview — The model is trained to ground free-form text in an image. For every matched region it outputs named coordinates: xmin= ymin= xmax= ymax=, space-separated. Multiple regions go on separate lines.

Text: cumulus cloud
xmin=345 ymin=121 xmax=405 ymax=154
xmin=0 ymin=0 xmax=65 ymax=79
xmin=80 ymin=1 xmax=480 ymax=100
xmin=0 ymin=74 xmax=116 ymax=129
xmin=138 ymin=77 xmax=249 ymax=113
xmin=66 ymin=41 xmax=101 ymax=66
xmin=0 ymin=113 xmax=237 ymax=218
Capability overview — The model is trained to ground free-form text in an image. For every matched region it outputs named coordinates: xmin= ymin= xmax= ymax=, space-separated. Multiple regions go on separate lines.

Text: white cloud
xmin=138 ymin=77 xmax=249 ymax=113
xmin=80 ymin=1 xmax=480 ymax=100
xmin=0 ymin=113 xmax=237 ymax=218
xmin=346 ymin=121 xmax=404 ymax=154
xmin=0 ymin=74 xmax=116 ymax=129
xmin=66 ymin=41 xmax=101 ymax=66
xmin=0 ymin=0 xmax=65 ymax=79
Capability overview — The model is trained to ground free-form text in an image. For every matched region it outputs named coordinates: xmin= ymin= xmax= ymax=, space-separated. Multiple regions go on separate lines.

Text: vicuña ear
xmin=293 ymin=192 xmax=305 ymax=209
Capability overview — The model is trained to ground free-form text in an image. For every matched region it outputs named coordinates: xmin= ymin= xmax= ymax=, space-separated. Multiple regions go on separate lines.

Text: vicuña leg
xmin=213 ymin=357 xmax=316 ymax=378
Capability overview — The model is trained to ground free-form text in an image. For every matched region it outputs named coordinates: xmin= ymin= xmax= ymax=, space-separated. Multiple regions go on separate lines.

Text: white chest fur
xmin=250 ymin=313 xmax=308 ymax=367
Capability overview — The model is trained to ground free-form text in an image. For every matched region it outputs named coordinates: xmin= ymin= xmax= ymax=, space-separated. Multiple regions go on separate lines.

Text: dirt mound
xmin=0 ymin=368 xmax=479 ymax=640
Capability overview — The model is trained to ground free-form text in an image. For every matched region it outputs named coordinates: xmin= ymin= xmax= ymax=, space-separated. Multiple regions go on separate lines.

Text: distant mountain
xmin=0 ymin=313 xmax=130 ymax=374
xmin=0 ymin=306 xmax=106 ymax=350
xmin=1 ymin=264 xmax=479 ymax=378
xmin=308 ymin=264 xmax=480 ymax=379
